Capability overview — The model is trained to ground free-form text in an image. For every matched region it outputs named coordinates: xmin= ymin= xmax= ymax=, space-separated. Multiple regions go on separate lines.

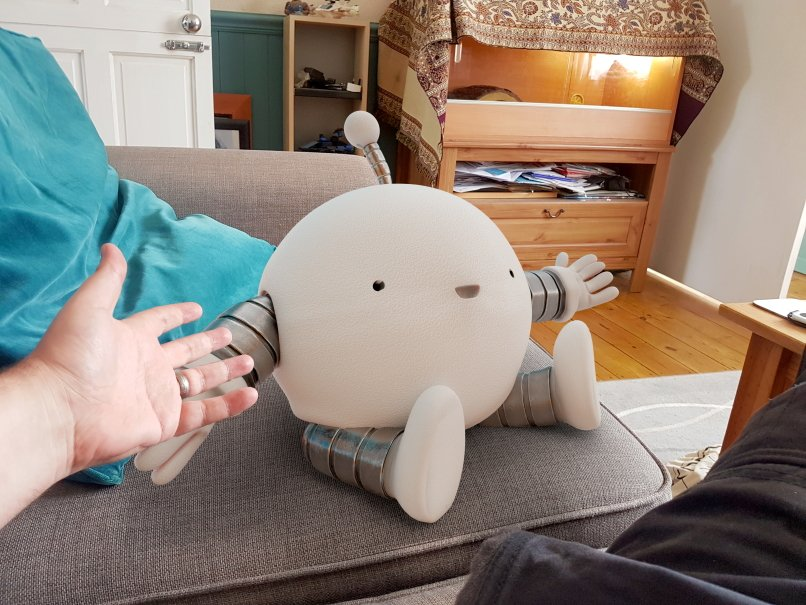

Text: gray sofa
xmin=0 ymin=147 xmax=670 ymax=604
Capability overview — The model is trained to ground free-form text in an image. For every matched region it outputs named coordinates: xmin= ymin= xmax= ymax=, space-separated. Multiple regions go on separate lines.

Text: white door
xmin=0 ymin=0 xmax=214 ymax=148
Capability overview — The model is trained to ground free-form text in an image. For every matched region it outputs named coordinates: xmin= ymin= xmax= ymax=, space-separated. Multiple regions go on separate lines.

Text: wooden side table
xmin=719 ymin=302 xmax=806 ymax=450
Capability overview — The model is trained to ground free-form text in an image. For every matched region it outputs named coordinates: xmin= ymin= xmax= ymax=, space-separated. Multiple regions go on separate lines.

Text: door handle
xmin=542 ymin=209 xmax=565 ymax=218
xmin=181 ymin=13 xmax=203 ymax=34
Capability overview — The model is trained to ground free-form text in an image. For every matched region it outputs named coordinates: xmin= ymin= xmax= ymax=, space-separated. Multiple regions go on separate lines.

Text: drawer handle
xmin=542 ymin=208 xmax=565 ymax=219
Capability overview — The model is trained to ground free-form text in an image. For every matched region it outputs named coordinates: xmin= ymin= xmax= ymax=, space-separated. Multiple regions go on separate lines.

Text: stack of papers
xmin=453 ymin=162 xmax=643 ymax=199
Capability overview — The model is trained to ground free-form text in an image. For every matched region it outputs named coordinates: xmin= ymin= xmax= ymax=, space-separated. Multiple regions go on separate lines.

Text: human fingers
xmin=568 ymin=254 xmax=599 ymax=274
xmin=554 ymin=252 xmax=569 ymax=268
xmin=127 ymin=301 xmax=203 ymax=338
xmin=162 ymin=327 xmax=233 ymax=368
xmin=585 ymin=271 xmax=614 ymax=294
xmin=67 ymin=243 xmax=128 ymax=313
xmin=588 ymin=285 xmax=619 ymax=308
xmin=174 ymin=388 xmax=258 ymax=435
xmin=174 ymin=354 xmax=254 ymax=400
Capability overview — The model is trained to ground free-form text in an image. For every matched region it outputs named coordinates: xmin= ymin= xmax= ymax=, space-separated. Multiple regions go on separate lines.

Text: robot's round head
xmin=261 ymin=184 xmax=531 ymax=428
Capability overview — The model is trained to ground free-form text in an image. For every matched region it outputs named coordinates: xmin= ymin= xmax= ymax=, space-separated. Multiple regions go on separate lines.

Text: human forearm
xmin=0 ymin=358 xmax=72 ymax=527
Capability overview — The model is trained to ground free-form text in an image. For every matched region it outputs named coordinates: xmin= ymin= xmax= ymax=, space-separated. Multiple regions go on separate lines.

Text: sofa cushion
xmin=0 ymin=29 xmax=274 ymax=484
xmin=0 ymin=341 xmax=670 ymax=604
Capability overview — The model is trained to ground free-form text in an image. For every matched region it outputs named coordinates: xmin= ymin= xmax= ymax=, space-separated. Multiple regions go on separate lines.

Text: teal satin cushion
xmin=0 ymin=28 xmax=275 ymax=484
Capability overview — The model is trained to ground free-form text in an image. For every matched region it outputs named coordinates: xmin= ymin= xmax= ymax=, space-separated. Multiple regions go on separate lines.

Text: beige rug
xmin=598 ymin=371 xmax=740 ymax=494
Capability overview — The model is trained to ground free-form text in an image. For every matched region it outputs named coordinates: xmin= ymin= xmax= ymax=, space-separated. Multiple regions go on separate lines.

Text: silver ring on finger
xmin=175 ymin=371 xmax=191 ymax=399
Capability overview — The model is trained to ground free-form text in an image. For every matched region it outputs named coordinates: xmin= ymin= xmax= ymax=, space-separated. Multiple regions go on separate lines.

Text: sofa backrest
xmin=107 ymin=146 xmax=378 ymax=245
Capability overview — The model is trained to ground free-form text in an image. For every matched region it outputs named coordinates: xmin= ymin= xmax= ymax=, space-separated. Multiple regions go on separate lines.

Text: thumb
xmin=70 ymin=243 xmax=128 ymax=312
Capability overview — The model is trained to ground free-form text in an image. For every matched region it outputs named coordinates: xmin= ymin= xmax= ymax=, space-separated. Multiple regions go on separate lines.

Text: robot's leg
xmin=480 ymin=366 xmax=555 ymax=427
xmin=302 ymin=424 xmax=404 ymax=498
xmin=481 ymin=320 xmax=601 ymax=430
xmin=302 ymin=386 xmax=466 ymax=523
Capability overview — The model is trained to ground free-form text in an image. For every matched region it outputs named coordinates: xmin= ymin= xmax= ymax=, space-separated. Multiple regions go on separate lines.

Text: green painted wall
xmin=211 ymin=11 xmax=394 ymax=173
xmin=211 ymin=11 xmax=284 ymax=150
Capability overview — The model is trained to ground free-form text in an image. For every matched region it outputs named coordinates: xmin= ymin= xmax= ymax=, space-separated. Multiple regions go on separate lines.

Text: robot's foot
xmin=552 ymin=320 xmax=601 ymax=430
xmin=384 ymin=386 xmax=466 ymax=523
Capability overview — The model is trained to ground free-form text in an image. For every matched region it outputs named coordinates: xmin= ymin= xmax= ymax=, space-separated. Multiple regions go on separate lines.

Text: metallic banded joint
xmin=207 ymin=295 xmax=280 ymax=388
xmin=302 ymin=424 xmax=404 ymax=498
xmin=360 ymin=143 xmax=392 ymax=185
xmin=525 ymin=269 xmax=566 ymax=323
xmin=481 ymin=367 xmax=557 ymax=427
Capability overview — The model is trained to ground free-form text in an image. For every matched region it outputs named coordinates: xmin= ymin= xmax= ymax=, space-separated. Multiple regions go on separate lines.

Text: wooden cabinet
xmin=440 ymin=145 xmax=672 ymax=293
xmin=469 ymin=196 xmax=648 ymax=271
xmin=398 ymin=44 xmax=682 ymax=293
xmin=283 ymin=15 xmax=369 ymax=152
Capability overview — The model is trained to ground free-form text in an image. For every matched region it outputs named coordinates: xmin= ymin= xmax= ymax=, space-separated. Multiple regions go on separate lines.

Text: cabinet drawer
xmin=469 ymin=199 xmax=648 ymax=262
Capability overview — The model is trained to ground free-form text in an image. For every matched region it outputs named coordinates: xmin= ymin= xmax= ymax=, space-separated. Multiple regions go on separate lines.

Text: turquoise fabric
xmin=0 ymin=29 xmax=275 ymax=484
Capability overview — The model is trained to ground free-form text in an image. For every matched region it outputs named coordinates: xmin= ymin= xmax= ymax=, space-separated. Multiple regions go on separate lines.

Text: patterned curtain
xmin=378 ymin=0 xmax=723 ymax=184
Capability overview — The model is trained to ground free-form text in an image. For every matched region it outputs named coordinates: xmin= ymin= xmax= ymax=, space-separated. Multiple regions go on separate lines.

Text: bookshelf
xmin=283 ymin=15 xmax=369 ymax=152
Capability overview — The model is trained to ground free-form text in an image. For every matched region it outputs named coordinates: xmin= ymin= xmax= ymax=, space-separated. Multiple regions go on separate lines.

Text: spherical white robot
xmin=136 ymin=113 xmax=618 ymax=523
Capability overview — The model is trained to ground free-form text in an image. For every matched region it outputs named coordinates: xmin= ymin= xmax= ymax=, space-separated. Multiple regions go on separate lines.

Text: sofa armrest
xmin=106 ymin=147 xmax=378 ymax=245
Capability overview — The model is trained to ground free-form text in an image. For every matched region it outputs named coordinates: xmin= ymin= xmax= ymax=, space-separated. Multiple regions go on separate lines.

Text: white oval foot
xmin=552 ymin=320 xmax=601 ymax=430
xmin=384 ymin=385 xmax=466 ymax=523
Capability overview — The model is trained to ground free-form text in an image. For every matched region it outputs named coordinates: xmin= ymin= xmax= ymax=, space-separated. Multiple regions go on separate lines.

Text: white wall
xmin=651 ymin=0 xmax=806 ymax=301
xmin=211 ymin=0 xmax=392 ymax=22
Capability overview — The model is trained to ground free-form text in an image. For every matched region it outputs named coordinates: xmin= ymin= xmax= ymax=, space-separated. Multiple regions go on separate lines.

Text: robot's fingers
xmin=585 ymin=271 xmax=614 ymax=294
xmin=569 ymin=253 xmax=599 ymax=273
xmin=588 ymin=285 xmax=620 ymax=308
xmin=578 ymin=260 xmax=606 ymax=281
xmin=150 ymin=425 xmax=214 ymax=485
xmin=134 ymin=432 xmax=197 ymax=471
xmin=554 ymin=251 xmax=570 ymax=268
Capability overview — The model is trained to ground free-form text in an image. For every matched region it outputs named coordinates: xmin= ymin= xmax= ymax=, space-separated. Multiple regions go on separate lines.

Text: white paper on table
xmin=752 ymin=298 xmax=806 ymax=318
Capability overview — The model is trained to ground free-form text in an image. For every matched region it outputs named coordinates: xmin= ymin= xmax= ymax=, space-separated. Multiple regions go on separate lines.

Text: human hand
xmin=543 ymin=252 xmax=619 ymax=322
xmin=28 ymin=243 xmax=258 ymax=477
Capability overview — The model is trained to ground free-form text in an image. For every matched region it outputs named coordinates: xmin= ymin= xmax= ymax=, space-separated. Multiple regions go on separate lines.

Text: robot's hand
xmin=135 ymin=294 xmax=280 ymax=484
xmin=134 ymin=353 xmax=243 ymax=484
xmin=544 ymin=253 xmax=618 ymax=322
xmin=134 ymin=425 xmax=215 ymax=484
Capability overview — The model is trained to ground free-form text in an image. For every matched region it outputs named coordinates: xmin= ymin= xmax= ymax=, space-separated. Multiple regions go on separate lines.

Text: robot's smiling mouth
xmin=455 ymin=284 xmax=480 ymax=299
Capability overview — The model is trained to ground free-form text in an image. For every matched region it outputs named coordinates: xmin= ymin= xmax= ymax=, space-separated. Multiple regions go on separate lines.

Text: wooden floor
xmin=531 ymin=271 xmax=806 ymax=381
xmin=788 ymin=271 xmax=806 ymax=299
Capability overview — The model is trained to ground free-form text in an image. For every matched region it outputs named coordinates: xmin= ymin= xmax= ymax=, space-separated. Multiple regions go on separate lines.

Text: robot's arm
xmin=206 ymin=294 xmax=280 ymax=386
xmin=134 ymin=294 xmax=280 ymax=484
xmin=527 ymin=253 xmax=619 ymax=323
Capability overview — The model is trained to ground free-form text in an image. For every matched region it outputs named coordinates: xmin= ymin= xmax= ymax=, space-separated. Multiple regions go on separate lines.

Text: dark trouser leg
xmin=607 ymin=380 xmax=806 ymax=601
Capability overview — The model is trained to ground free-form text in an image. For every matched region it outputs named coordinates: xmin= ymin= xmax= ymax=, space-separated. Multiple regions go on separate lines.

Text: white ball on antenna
xmin=344 ymin=111 xmax=380 ymax=147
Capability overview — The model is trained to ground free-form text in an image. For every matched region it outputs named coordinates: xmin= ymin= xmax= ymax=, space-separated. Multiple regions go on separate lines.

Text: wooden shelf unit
xmin=400 ymin=104 xmax=678 ymax=293
xmin=295 ymin=87 xmax=362 ymax=100
xmin=394 ymin=41 xmax=686 ymax=293
xmin=448 ymin=142 xmax=673 ymax=293
xmin=283 ymin=15 xmax=369 ymax=152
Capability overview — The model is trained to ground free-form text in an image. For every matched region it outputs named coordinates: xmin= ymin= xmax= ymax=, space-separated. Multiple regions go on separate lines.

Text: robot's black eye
xmin=509 ymin=270 xmax=515 ymax=278
xmin=373 ymin=280 xmax=385 ymax=291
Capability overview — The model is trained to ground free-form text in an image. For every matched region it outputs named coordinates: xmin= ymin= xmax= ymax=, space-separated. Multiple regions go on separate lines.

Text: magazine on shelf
xmin=558 ymin=190 xmax=645 ymax=200
xmin=453 ymin=161 xmax=629 ymax=195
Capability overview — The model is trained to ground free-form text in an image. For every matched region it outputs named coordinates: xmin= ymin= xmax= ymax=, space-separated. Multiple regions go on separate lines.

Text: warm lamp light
xmin=590 ymin=54 xmax=653 ymax=80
